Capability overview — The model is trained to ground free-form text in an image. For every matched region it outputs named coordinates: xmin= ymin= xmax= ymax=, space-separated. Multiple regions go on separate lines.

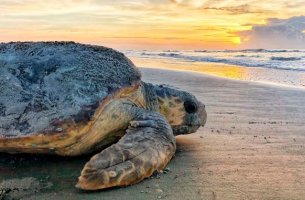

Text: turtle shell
xmin=0 ymin=42 xmax=141 ymax=137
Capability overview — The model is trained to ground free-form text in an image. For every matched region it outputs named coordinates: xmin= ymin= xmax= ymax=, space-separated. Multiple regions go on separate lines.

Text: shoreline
xmin=130 ymin=56 xmax=305 ymax=90
xmin=141 ymin=66 xmax=305 ymax=91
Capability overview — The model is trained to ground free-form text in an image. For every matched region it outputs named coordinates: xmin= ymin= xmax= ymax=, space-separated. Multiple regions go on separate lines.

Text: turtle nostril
xmin=184 ymin=101 xmax=197 ymax=114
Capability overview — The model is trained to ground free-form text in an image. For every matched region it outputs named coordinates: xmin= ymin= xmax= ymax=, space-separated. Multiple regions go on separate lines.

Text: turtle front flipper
xmin=76 ymin=111 xmax=176 ymax=190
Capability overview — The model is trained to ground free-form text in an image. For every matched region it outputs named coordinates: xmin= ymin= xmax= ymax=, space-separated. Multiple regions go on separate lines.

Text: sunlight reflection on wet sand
xmin=130 ymin=56 xmax=305 ymax=89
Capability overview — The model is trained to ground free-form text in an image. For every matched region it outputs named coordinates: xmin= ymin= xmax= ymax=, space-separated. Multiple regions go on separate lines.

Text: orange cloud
xmin=0 ymin=0 xmax=305 ymax=49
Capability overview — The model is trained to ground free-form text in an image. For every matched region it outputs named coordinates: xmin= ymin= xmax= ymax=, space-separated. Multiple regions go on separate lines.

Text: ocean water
xmin=125 ymin=49 xmax=305 ymax=89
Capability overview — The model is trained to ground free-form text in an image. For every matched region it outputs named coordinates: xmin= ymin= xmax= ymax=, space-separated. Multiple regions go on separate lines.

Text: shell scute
xmin=0 ymin=42 xmax=141 ymax=137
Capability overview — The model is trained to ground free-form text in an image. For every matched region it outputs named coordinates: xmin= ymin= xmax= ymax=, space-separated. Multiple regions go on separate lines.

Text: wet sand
xmin=142 ymin=68 xmax=305 ymax=200
xmin=1 ymin=68 xmax=305 ymax=199
xmin=130 ymin=56 xmax=305 ymax=89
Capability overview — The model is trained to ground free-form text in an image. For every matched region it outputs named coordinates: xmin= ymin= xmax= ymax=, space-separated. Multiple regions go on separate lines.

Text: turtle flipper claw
xmin=76 ymin=112 xmax=176 ymax=190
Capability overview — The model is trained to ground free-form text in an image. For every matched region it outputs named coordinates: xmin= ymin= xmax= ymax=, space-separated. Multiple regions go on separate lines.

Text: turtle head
xmin=154 ymin=84 xmax=207 ymax=135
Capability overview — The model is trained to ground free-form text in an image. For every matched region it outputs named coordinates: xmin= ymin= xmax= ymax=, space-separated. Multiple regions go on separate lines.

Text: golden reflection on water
xmin=129 ymin=56 xmax=305 ymax=89
xmin=130 ymin=56 xmax=250 ymax=81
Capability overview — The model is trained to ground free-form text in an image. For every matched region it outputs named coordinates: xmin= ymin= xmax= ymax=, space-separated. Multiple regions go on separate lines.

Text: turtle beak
xmin=198 ymin=102 xmax=207 ymax=127
xmin=172 ymin=102 xmax=206 ymax=135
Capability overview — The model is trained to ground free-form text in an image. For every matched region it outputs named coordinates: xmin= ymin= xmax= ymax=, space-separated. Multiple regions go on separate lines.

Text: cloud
xmin=1 ymin=0 xmax=305 ymax=49
xmin=238 ymin=16 xmax=305 ymax=49
xmin=201 ymin=4 xmax=265 ymax=15
xmin=169 ymin=0 xmax=206 ymax=7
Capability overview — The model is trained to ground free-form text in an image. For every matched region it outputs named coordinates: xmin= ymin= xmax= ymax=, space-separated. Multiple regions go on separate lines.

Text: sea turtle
xmin=0 ymin=42 xmax=207 ymax=190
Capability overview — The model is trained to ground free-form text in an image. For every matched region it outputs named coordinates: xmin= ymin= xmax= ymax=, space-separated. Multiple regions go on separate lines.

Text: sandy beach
xmin=1 ymin=67 xmax=305 ymax=200
xmin=1 ymin=0 xmax=305 ymax=199
xmin=141 ymin=68 xmax=305 ymax=200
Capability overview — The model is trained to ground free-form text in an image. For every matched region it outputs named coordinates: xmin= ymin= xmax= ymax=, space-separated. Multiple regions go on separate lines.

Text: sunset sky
xmin=0 ymin=0 xmax=305 ymax=50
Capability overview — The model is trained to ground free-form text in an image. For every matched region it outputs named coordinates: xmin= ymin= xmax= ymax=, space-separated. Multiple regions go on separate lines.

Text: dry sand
xmin=1 ymin=68 xmax=305 ymax=200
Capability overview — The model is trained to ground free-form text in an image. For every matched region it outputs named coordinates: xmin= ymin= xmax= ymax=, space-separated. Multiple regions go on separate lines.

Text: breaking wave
xmin=270 ymin=56 xmax=302 ymax=61
xmin=136 ymin=49 xmax=305 ymax=71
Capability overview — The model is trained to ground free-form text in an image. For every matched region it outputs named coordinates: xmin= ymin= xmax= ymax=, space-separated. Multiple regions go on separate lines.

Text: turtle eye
xmin=184 ymin=101 xmax=198 ymax=114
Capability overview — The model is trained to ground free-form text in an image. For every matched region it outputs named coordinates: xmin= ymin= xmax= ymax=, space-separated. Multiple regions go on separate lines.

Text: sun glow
xmin=231 ymin=37 xmax=241 ymax=44
xmin=0 ymin=0 xmax=304 ymax=50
